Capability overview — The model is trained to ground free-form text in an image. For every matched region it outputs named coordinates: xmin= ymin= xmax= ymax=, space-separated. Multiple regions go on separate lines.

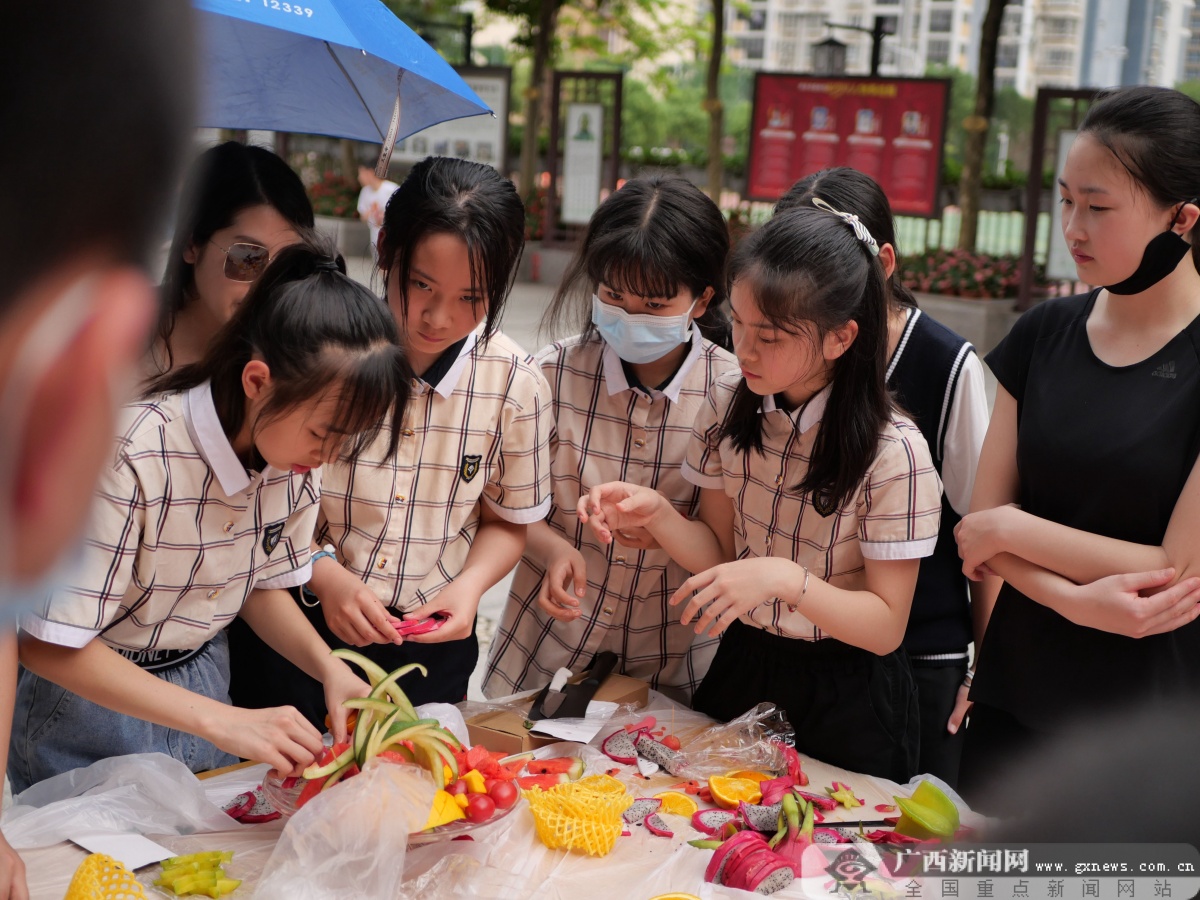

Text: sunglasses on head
xmin=209 ymin=240 xmax=271 ymax=283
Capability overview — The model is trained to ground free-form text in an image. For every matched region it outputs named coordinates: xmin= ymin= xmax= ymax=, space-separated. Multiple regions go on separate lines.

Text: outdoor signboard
xmin=746 ymin=74 xmax=951 ymax=217
xmin=393 ymin=66 xmax=511 ymax=173
xmin=561 ymin=102 xmax=605 ymax=225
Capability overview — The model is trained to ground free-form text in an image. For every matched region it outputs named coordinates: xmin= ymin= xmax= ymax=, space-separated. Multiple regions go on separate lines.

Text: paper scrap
xmin=528 ymin=700 xmax=619 ymax=743
xmin=69 ymin=832 xmax=174 ymax=870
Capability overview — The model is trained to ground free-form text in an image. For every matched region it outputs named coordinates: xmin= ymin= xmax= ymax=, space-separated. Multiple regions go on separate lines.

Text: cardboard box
xmin=465 ymin=674 xmax=649 ymax=754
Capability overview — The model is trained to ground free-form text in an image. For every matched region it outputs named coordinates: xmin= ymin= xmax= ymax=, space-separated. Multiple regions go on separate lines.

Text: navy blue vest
xmin=887 ymin=309 xmax=975 ymax=658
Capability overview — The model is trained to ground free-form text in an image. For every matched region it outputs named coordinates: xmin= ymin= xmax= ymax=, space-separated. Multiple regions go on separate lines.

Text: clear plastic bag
xmin=668 ymin=702 xmax=794 ymax=779
xmin=254 ymin=759 xmax=436 ymax=900
xmin=3 ymin=752 xmax=243 ymax=850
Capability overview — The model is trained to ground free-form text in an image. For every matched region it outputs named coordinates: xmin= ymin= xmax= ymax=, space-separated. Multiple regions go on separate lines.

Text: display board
xmin=393 ymin=66 xmax=510 ymax=172
xmin=747 ymin=74 xmax=950 ymax=217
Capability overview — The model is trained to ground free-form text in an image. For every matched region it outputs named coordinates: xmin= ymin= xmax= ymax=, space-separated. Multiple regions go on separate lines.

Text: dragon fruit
xmin=814 ymin=827 xmax=849 ymax=844
xmin=643 ymin=813 xmax=674 ymax=838
xmin=767 ymin=794 xmax=813 ymax=874
xmin=739 ymin=800 xmax=783 ymax=833
xmin=622 ymin=797 xmax=663 ymax=826
xmin=691 ymin=808 xmax=739 ymax=835
xmin=703 ymin=830 xmax=770 ymax=886
xmin=759 ymin=775 xmax=795 ymax=806
xmin=738 ymin=851 xmax=796 ymax=894
xmin=794 ymin=789 xmax=839 ymax=812
xmin=633 ymin=732 xmax=686 ymax=775
xmin=601 ymin=728 xmax=639 ymax=764
xmin=221 ymin=791 xmax=255 ymax=820
xmin=237 ymin=786 xmax=281 ymax=824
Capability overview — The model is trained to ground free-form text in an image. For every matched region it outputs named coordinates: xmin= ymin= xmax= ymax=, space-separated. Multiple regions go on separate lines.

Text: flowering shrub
xmin=307 ymin=171 xmax=359 ymax=219
xmin=899 ymin=248 xmax=1048 ymax=300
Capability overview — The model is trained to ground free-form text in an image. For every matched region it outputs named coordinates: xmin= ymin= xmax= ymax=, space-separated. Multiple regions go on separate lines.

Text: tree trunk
xmin=520 ymin=0 xmax=560 ymax=197
xmin=340 ymin=138 xmax=358 ymax=180
xmin=705 ymin=0 xmax=725 ymax=202
xmin=957 ymin=0 xmax=1008 ymax=251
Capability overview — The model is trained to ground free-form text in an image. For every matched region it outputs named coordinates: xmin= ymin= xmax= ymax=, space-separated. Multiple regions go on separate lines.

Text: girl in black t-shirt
xmin=954 ymin=86 xmax=1200 ymax=809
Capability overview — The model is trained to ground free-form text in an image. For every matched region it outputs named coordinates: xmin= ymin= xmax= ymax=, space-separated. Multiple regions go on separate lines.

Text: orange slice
xmin=652 ymin=790 xmax=699 ymax=817
xmin=707 ymin=775 xmax=763 ymax=809
xmin=725 ymin=769 xmax=772 ymax=784
xmin=575 ymin=774 xmax=626 ymax=794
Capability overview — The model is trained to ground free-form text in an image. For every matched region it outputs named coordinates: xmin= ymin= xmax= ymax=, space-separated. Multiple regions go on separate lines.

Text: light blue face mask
xmin=591 ymin=294 xmax=697 ymax=365
xmin=0 ymin=278 xmax=98 ymax=626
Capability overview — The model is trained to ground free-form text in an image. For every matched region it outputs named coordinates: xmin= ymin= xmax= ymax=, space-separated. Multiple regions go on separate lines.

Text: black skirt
xmin=691 ymin=619 xmax=920 ymax=782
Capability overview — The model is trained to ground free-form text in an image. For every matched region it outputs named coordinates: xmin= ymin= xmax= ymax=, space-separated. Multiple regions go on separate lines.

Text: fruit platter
xmin=259 ymin=650 xmax=595 ymax=844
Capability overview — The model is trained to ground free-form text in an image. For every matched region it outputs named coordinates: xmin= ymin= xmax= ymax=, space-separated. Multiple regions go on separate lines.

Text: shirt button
xmin=402 ymin=429 xmax=415 ymax=437
xmin=377 ymin=559 xmax=388 ymax=569
xmin=395 ymin=494 xmax=406 ymax=502
xmin=603 ymin=606 xmax=614 ymax=615
xmin=207 ymin=589 xmax=219 ymax=599
xmin=615 ymin=555 xmax=625 ymax=563
xmin=775 ymin=475 xmax=783 ymax=485
xmin=765 ymin=536 xmax=772 ymax=548
xmin=633 ymin=439 xmax=645 ymax=448
xmin=223 ymin=522 xmax=234 ymax=533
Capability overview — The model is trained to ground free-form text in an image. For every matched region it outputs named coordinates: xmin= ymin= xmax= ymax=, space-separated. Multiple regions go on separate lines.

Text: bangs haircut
xmin=378 ymin=157 xmax=525 ymax=342
xmin=544 ymin=175 xmax=731 ymax=347
xmin=150 ymin=241 xmax=411 ymax=464
xmin=720 ymin=207 xmax=891 ymax=513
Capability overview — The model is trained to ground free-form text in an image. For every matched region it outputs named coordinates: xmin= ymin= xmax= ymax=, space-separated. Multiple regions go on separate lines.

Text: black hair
xmin=544 ymin=175 xmax=732 ymax=348
xmin=1079 ymin=86 xmax=1200 ymax=268
xmin=157 ymin=142 xmax=316 ymax=368
xmin=777 ymin=167 xmax=917 ymax=311
xmin=150 ymin=240 xmax=411 ymax=464
xmin=378 ymin=157 xmax=525 ymax=342
xmin=0 ymin=1 xmax=195 ymax=311
xmin=720 ymin=207 xmax=891 ymax=514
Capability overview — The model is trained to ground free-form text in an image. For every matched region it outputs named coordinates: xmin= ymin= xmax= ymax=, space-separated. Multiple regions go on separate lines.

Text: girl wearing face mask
xmin=952 ymin=86 xmax=1200 ymax=808
xmin=482 ymin=176 xmax=737 ymax=702
xmin=145 ymin=141 xmax=314 ymax=379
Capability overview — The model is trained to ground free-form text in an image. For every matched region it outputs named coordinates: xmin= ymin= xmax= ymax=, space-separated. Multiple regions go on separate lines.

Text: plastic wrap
xmin=3 ymin=753 xmax=244 ymax=850
xmin=254 ymin=759 xmax=436 ymax=899
xmin=671 ymin=702 xmax=795 ymax=779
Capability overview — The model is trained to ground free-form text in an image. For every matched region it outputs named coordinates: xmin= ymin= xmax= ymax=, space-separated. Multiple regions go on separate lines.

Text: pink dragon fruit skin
xmin=237 ymin=786 xmax=281 ymax=824
xmin=692 ymin=808 xmax=739 ymax=834
xmin=643 ymin=813 xmax=674 ymax=838
xmin=601 ymin=728 xmax=639 ymax=764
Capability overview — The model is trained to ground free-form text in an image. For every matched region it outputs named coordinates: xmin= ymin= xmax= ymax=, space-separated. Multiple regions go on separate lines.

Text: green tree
xmin=705 ymin=0 xmax=725 ymax=200
xmin=958 ymin=0 xmax=1009 ymax=250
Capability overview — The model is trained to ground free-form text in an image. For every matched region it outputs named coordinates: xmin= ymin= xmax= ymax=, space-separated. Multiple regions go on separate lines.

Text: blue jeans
xmin=10 ymin=632 xmax=238 ymax=794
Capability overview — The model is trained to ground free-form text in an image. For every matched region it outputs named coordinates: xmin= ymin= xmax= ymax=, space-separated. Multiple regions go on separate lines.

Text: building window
xmin=1042 ymin=17 xmax=1077 ymax=36
xmin=740 ymin=36 xmax=765 ymax=59
xmin=1040 ymin=47 xmax=1074 ymax=68
xmin=780 ymin=13 xmax=801 ymax=38
xmin=926 ymin=38 xmax=951 ymax=63
xmin=929 ymin=9 xmax=953 ymax=32
xmin=1001 ymin=7 xmax=1023 ymax=37
xmin=997 ymin=41 xmax=1020 ymax=68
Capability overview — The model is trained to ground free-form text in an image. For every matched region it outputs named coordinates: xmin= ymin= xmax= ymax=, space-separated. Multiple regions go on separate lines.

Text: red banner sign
xmin=746 ymin=74 xmax=950 ymax=217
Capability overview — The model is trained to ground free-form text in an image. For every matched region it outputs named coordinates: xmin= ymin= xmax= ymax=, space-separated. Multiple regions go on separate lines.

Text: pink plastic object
xmin=394 ymin=613 xmax=447 ymax=636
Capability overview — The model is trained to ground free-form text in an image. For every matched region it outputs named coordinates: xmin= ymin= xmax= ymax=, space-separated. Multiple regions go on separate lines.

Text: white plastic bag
xmin=255 ymin=760 xmax=436 ymax=899
xmin=3 ymin=752 xmax=242 ymax=849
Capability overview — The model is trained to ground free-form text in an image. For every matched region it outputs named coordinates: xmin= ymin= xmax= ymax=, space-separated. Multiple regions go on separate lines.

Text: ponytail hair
xmin=776 ymin=166 xmax=917 ymax=311
xmin=720 ymin=206 xmax=891 ymax=513
xmin=150 ymin=239 xmax=410 ymax=462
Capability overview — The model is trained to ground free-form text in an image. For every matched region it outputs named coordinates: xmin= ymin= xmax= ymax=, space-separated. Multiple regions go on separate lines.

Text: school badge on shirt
xmin=460 ymin=454 xmax=482 ymax=482
xmin=262 ymin=522 xmax=285 ymax=555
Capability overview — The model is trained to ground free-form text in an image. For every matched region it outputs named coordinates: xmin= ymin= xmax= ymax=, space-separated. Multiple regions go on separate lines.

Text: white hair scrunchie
xmin=810 ymin=196 xmax=881 ymax=258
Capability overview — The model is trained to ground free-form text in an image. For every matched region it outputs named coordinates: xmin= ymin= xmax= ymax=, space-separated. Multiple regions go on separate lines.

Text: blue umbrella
xmin=194 ymin=0 xmax=491 ymax=148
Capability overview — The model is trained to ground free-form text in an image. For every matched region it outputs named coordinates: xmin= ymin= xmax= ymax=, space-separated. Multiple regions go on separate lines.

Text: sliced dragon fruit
xmin=743 ymin=854 xmax=796 ymax=895
xmin=794 ymin=789 xmax=839 ymax=812
xmin=813 ymin=827 xmax=849 ymax=844
xmin=691 ymin=808 xmax=739 ymax=835
xmin=739 ymin=800 xmax=783 ymax=833
xmin=237 ymin=786 xmax=281 ymax=824
xmin=221 ymin=791 xmax=255 ymax=820
xmin=644 ymin=813 xmax=674 ymax=838
xmin=633 ymin=732 xmax=686 ymax=776
xmin=602 ymin=728 xmax=639 ymax=765
xmin=622 ymin=797 xmax=663 ymax=825
xmin=705 ymin=830 xmax=770 ymax=886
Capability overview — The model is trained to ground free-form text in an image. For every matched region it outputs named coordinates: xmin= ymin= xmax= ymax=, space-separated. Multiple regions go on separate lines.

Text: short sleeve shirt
xmin=974 ymin=291 xmax=1200 ymax=728
xmin=20 ymin=383 xmax=319 ymax=651
xmin=682 ymin=373 xmax=942 ymax=640
xmin=483 ymin=335 xmax=739 ymax=702
xmin=318 ymin=330 xmax=552 ymax=613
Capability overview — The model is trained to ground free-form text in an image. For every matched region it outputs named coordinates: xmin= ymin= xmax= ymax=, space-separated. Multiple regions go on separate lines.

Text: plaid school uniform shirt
xmin=483 ymin=335 xmax=739 ymax=702
xmin=21 ymin=383 xmax=319 ymax=655
xmin=317 ymin=330 xmax=551 ymax=613
xmin=683 ymin=373 xmax=942 ymax=641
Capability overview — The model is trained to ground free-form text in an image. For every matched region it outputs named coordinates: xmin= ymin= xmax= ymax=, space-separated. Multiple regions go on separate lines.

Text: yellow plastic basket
xmin=522 ymin=781 xmax=634 ymax=857
xmin=64 ymin=853 xmax=148 ymax=900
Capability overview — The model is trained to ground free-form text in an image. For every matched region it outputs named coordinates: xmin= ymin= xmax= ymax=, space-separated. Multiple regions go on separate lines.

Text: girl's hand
xmin=670 ymin=557 xmax=805 ymax=637
xmin=576 ymin=482 xmax=668 ymax=545
xmin=319 ymin=661 xmax=371 ymax=744
xmin=0 ymin=830 xmax=27 ymax=900
xmin=315 ymin=564 xmax=403 ymax=647
xmin=947 ymin=682 xmax=972 ymax=735
xmin=536 ymin=545 xmax=588 ymax=621
xmin=402 ymin=580 xmax=480 ymax=643
xmin=612 ymin=525 xmax=661 ymax=550
xmin=1060 ymin=568 xmax=1200 ymax=638
xmin=955 ymin=506 xmax=1019 ymax=580
xmin=204 ymin=705 xmax=326 ymax=779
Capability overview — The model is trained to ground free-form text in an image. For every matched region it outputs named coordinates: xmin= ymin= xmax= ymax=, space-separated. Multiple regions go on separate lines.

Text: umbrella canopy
xmin=195 ymin=0 xmax=491 ymax=144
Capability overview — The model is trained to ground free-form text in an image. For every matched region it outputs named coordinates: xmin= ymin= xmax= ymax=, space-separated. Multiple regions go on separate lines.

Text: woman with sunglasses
xmin=146 ymin=141 xmax=314 ymax=378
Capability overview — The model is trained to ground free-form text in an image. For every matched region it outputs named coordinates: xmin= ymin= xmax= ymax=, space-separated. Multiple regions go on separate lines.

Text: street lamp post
xmin=823 ymin=15 xmax=896 ymax=75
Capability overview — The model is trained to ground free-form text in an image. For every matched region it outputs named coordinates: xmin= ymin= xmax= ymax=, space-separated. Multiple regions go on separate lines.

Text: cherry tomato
xmin=465 ymin=792 xmax=497 ymax=823
xmin=662 ymin=735 xmax=682 ymax=751
xmin=446 ymin=779 xmax=469 ymax=797
xmin=488 ymin=780 xmax=519 ymax=810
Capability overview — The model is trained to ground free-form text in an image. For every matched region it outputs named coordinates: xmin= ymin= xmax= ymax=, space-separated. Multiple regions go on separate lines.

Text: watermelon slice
xmin=526 ymin=757 xmax=585 ymax=779
xmin=517 ymin=773 xmax=570 ymax=790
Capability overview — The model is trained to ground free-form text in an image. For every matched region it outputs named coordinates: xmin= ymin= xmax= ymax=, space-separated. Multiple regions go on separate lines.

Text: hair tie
xmin=810 ymin=197 xmax=880 ymax=258
xmin=314 ymin=258 xmax=343 ymax=274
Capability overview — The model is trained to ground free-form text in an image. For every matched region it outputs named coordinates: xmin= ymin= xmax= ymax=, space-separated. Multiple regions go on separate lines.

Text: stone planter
xmin=913 ymin=292 xmax=1024 ymax=358
xmin=314 ymin=215 xmax=372 ymax=260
